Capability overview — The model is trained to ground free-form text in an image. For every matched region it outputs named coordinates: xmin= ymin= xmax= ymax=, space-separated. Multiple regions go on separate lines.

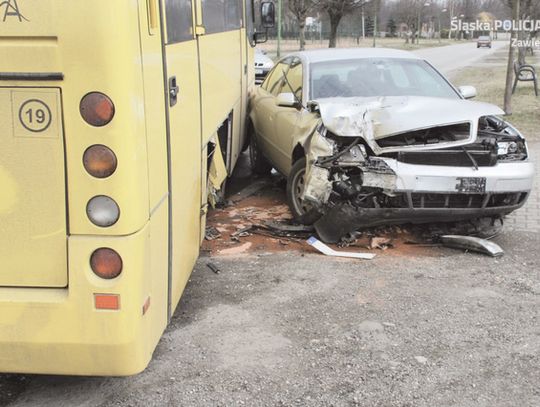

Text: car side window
xmin=262 ymin=61 xmax=289 ymax=96
xmin=284 ymin=58 xmax=303 ymax=102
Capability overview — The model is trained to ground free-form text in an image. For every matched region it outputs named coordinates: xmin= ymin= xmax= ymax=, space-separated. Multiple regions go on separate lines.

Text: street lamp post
xmin=362 ymin=9 xmax=365 ymax=40
xmin=355 ymin=0 xmax=370 ymax=41
xmin=277 ymin=0 xmax=282 ymax=58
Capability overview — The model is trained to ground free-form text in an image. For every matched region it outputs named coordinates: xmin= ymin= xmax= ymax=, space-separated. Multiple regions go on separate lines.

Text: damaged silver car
xmin=248 ymin=48 xmax=534 ymax=243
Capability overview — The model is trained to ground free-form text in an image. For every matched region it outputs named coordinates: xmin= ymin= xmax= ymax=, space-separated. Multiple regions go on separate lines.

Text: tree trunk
xmin=299 ymin=21 xmax=306 ymax=50
xmin=504 ymin=0 xmax=520 ymax=115
xmin=328 ymin=13 xmax=341 ymax=48
xmin=517 ymin=28 xmax=526 ymax=65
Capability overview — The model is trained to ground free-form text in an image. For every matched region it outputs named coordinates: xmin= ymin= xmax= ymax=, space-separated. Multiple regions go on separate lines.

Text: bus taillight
xmin=80 ymin=92 xmax=115 ymax=126
xmin=90 ymin=248 xmax=123 ymax=279
xmin=83 ymin=145 xmax=117 ymax=178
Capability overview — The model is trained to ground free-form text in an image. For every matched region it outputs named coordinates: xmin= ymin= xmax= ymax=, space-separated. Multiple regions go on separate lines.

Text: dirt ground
xmin=2 ymin=153 xmax=539 ymax=407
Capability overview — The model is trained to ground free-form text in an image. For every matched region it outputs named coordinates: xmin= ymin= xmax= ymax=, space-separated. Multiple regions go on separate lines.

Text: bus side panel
xmin=137 ymin=0 xmax=170 ymax=361
xmin=138 ymin=0 xmax=169 ymax=213
xmin=198 ymin=31 xmax=243 ymax=171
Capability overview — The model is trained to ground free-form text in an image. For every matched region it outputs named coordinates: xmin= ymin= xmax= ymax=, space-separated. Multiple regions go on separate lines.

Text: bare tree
xmin=503 ymin=0 xmax=520 ymax=114
xmin=392 ymin=0 xmax=424 ymax=44
xmin=289 ymin=0 xmax=316 ymax=50
xmin=317 ymin=0 xmax=370 ymax=48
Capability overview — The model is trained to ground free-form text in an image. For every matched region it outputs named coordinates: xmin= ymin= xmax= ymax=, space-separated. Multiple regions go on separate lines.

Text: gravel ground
xmin=2 ymin=230 xmax=539 ymax=407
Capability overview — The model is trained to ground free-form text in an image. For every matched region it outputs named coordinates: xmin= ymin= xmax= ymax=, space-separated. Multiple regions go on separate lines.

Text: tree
xmin=392 ymin=0 xmax=423 ymax=44
xmin=289 ymin=0 xmax=316 ymax=50
xmin=317 ymin=0 xmax=371 ymax=48
xmin=503 ymin=0 xmax=520 ymax=114
xmin=365 ymin=15 xmax=374 ymax=36
xmin=386 ymin=17 xmax=397 ymax=37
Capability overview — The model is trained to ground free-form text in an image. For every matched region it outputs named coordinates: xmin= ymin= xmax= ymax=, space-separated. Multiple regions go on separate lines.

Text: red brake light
xmin=90 ymin=248 xmax=123 ymax=279
xmin=80 ymin=92 xmax=115 ymax=126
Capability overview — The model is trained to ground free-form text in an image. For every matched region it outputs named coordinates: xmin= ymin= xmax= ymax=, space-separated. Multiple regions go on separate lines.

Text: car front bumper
xmin=386 ymin=159 xmax=534 ymax=193
xmin=314 ymin=159 xmax=534 ymax=243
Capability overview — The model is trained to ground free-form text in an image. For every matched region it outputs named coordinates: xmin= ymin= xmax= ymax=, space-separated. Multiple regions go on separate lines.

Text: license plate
xmin=456 ymin=177 xmax=486 ymax=193
xmin=255 ymin=69 xmax=263 ymax=75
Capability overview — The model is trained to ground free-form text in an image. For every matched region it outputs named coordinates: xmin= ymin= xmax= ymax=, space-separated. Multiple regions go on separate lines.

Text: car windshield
xmin=310 ymin=57 xmax=459 ymax=100
xmin=479 ymin=36 xmax=490 ymax=40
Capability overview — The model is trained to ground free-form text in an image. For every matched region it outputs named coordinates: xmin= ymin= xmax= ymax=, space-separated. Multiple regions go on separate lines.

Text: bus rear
xmin=0 ymin=0 xmax=169 ymax=375
xmin=0 ymin=0 xmax=269 ymax=375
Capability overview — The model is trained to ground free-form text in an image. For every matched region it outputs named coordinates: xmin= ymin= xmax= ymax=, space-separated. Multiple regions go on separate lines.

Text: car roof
xmin=285 ymin=48 xmax=423 ymax=64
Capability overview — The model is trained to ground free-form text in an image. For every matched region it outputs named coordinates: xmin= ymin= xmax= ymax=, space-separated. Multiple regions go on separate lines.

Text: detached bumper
xmin=314 ymin=160 xmax=534 ymax=243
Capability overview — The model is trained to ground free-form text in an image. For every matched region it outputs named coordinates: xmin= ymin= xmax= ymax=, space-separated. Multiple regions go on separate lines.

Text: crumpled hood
xmin=316 ymin=96 xmax=505 ymax=153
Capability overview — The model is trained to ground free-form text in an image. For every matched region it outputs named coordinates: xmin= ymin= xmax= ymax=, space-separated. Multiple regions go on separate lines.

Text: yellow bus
xmin=0 ymin=0 xmax=274 ymax=375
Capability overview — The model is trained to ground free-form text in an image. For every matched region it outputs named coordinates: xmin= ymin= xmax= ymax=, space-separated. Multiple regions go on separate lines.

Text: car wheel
xmin=249 ymin=132 xmax=272 ymax=175
xmin=286 ymin=157 xmax=323 ymax=225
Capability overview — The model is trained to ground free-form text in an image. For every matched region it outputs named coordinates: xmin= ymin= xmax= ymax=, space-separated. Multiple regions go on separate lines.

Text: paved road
xmin=3 ymin=231 xmax=539 ymax=407
xmin=413 ymin=40 xmax=506 ymax=75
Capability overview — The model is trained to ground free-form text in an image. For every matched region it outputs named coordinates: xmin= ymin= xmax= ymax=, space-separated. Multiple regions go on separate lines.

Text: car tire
xmin=286 ymin=157 xmax=323 ymax=225
xmin=249 ymin=132 xmax=272 ymax=175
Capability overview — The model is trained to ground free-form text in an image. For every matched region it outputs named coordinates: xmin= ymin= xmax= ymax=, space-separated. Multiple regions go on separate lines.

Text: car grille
xmin=410 ymin=192 xmax=527 ymax=209
xmin=397 ymin=150 xmax=498 ymax=167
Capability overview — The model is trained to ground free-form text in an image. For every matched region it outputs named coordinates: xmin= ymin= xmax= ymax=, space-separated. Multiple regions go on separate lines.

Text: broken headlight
xmin=497 ymin=139 xmax=527 ymax=161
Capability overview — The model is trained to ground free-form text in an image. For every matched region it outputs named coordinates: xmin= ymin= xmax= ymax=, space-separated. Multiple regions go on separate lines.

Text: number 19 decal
xmin=18 ymin=99 xmax=52 ymax=133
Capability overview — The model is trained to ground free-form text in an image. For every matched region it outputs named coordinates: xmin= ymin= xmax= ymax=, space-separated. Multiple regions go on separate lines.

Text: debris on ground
xmin=440 ymin=235 xmax=504 ymax=257
xmin=369 ymin=237 xmax=394 ymax=250
xmin=307 ymin=236 xmax=376 ymax=260
xmin=206 ymin=262 xmax=221 ymax=274
xmin=204 ymin=226 xmax=222 ymax=241
xmin=229 ymin=179 xmax=272 ymax=204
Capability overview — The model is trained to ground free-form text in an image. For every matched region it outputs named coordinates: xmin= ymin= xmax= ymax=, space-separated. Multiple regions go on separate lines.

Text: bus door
xmin=160 ymin=0 xmax=202 ymax=316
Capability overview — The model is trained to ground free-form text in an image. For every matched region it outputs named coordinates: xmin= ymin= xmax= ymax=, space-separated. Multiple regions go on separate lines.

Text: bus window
xmin=202 ymin=0 xmax=242 ymax=33
xmin=165 ymin=0 xmax=193 ymax=43
xmin=246 ymin=0 xmax=255 ymax=46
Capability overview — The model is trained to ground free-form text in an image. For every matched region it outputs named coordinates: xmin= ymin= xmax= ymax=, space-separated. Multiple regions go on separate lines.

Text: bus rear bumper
xmin=0 ymin=205 xmax=169 ymax=376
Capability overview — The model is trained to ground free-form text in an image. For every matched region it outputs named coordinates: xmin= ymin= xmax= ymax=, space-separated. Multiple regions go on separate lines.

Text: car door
xmin=252 ymin=59 xmax=289 ymax=166
xmin=271 ymin=57 xmax=304 ymax=174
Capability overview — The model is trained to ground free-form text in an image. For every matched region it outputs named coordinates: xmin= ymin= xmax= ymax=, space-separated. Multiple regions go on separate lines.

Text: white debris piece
xmin=307 ymin=236 xmax=376 ymax=260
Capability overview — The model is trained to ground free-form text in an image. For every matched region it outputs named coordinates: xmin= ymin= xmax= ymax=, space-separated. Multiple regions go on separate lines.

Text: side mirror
xmin=254 ymin=31 xmax=268 ymax=44
xmin=261 ymin=2 xmax=275 ymax=28
xmin=458 ymin=85 xmax=477 ymax=99
xmin=276 ymin=92 xmax=297 ymax=108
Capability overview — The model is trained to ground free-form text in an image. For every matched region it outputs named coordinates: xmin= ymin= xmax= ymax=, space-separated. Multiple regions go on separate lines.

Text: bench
xmin=513 ymin=61 xmax=538 ymax=96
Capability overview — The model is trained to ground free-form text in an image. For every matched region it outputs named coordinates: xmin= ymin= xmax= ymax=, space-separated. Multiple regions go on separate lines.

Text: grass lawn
xmin=259 ymin=37 xmax=461 ymax=59
xmin=450 ymin=49 xmax=540 ymax=141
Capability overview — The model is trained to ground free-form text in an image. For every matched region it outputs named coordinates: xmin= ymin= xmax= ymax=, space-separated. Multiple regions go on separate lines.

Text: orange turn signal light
xmin=94 ymin=294 xmax=120 ymax=310
xmin=90 ymin=248 xmax=123 ymax=279
xmin=80 ymin=92 xmax=115 ymax=126
xmin=83 ymin=144 xmax=117 ymax=178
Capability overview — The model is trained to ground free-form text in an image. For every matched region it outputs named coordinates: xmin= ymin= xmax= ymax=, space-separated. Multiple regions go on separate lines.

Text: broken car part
xmin=307 ymin=236 xmax=376 ymax=260
xmin=206 ymin=262 xmax=221 ymax=274
xmin=440 ymin=235 xmax=504 ymax=257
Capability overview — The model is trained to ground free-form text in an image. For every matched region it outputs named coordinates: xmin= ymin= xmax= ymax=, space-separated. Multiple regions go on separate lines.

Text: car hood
xmin=315 ymin=96 xmax=505 ymax=154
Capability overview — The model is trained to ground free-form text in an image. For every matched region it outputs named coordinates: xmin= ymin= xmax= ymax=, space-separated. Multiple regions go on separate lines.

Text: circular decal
xmin=18 ymin=99 xmax=52 ymax=133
